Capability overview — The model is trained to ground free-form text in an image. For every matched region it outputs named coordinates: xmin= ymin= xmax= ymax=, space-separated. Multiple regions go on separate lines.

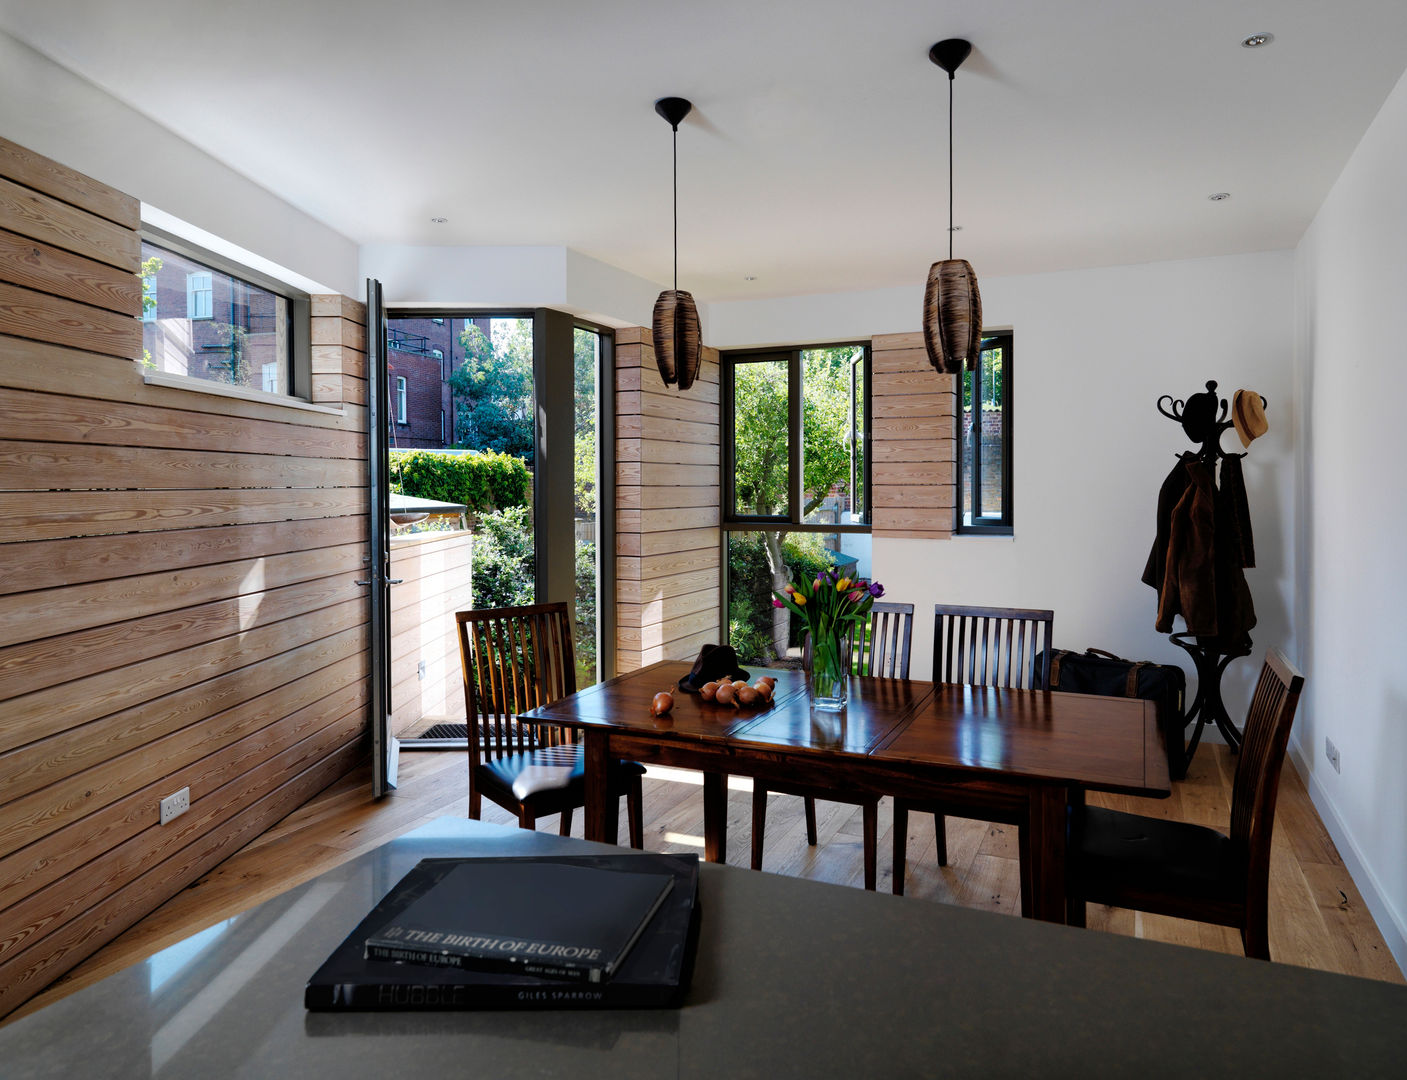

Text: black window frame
xmin=955 ymin=330 xmax=1014 ymax=535
xmin=139 ymin=228 xmax=310 ymax=400
xmin=721 ymin=341 xmax=872 ymax=536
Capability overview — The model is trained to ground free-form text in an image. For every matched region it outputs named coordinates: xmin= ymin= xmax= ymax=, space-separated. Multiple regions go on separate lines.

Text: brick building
xmin=141 ymin=242 xmax=287 ymax=392
xmin=385 ymin=316 xmax=491 ymax=449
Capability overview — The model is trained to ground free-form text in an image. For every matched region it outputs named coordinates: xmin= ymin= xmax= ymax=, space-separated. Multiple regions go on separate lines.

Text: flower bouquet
xmin=773 ymin=570 xmax=885 ymax=710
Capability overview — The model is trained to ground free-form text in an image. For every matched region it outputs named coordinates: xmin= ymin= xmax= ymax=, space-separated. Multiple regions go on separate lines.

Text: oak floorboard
xmin=11 ymin=744 xmax=1401 ymax=1023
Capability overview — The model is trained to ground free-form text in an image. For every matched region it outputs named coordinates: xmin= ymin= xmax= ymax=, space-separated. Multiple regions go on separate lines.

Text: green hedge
xmin=389 ymin=450 xmax=530 ymax=513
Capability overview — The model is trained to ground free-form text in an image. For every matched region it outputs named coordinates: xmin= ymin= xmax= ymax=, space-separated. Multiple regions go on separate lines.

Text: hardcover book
xmin=305 ymin=853 xmax=700 ymax=1011
xmin=363 ymin=859 xmax=674 ymax=982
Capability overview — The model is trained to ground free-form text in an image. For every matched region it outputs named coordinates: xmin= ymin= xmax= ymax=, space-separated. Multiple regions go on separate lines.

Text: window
xmin=140 ymin=275 xmax=157 ymax=321
xmin=431 ymin=347 xmax=444 ymax=360
xmin=722 ymin=343 xmax=870 ymax=664
xmin=395 ymin=376 xmax=407 ymax=423
xmin=140 ymin=236 xmax=306 ymax=398
xmin=185 ymin=272 xmax=213 ymax=320
xmin=957 ymin=331 xmax=1013 ymax=533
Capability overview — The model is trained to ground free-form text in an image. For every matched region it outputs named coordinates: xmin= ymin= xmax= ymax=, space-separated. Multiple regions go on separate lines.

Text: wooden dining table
xmin=518 ymin=660 xmax=1170 ymax=923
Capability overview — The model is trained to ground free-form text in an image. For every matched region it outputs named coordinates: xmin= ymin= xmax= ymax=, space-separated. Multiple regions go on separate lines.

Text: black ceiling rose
xmin=653 ymin=97 xmax=693 ymax=129
xmin=929 ymin=39 xmax=972 ymax=76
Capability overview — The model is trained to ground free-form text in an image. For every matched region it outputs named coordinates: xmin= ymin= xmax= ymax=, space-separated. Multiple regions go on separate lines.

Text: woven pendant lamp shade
xmin=923 ymin=258 xmax=982 ymax=375
xmin=652 ymin=288 xmax=702 ymax=390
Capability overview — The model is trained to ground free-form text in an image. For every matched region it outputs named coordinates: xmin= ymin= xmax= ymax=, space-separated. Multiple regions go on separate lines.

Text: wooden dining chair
xmin=456 ymin=603 xmax=643 ymax=846
xmin=892 ymin=604 xmax=1054 ymax=895
xmin=751 ymin=602 xmax=915 ymax=891
xmin=1065 ymin=649 xmax=1304 ymax=959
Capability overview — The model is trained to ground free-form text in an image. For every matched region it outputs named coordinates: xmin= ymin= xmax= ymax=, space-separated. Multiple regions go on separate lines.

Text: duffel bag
xmin=1035 ymin=648 xmax=1188 ymax=779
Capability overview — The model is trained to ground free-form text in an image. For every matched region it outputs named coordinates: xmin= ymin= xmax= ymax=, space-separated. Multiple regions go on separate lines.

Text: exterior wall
xmin=0 ymin=136 xmax=369 ymax=1018
xmin=614 ymin=328 xmax=721 ymax=671
xmin=389 ymin=529 xmax=474 ymax=734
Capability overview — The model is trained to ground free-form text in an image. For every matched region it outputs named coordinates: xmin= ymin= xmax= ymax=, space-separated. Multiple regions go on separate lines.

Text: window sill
xmin=953 ymin=531 xmax=1015 ymax=541
xmin=142 ymin=371 xmax=345 ymax=415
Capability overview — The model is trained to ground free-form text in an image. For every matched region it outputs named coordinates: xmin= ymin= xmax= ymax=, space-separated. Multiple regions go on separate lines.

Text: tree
xmin=732 ymin=348 xmax=858 ymax=658
xmin=449 ymin=320 xmax=535 ymax=463
xmin=574 ymin=328 xmax=597 ymax=517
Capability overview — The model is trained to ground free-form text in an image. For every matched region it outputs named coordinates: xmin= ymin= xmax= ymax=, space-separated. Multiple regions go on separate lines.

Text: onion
xmin=652 ymin=691 xmax=674 ymax=716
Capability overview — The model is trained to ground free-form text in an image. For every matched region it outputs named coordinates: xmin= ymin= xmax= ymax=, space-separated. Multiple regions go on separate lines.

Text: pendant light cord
xmin=948 ymin=73 xmax=955 ymax=261
xmin=673 ymin=124 xmax=679 ymax=292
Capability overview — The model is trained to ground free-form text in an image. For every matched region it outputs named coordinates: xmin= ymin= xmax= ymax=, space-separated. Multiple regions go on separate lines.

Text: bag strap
xmin=1084 ymin=648 xmax=1126 ymax=662
xmin=1049 ymin=650 xmax=1064 ymax=689
xmin=1124 ymin=661 xmax=1151 ymax=696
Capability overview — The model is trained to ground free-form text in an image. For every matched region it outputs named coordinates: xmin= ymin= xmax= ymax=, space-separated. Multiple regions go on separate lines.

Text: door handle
xmin=356 ymin=579 xmax=405 ymax=586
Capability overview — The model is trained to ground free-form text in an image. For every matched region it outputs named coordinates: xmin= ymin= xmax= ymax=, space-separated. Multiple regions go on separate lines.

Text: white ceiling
xmin=2 ymin=0 xmax=1405 ymax=302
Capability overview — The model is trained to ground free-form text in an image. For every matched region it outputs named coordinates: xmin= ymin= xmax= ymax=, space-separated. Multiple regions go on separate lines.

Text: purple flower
xmin=868 ymin=581 xmax=885 ymax=598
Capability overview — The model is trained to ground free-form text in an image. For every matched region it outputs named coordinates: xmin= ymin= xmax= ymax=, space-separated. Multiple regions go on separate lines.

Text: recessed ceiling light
xmin=430 ymin=216 xmax=448 ymax=223
xmin=1208 ymin=192 xmax=1232 ymax=201
xmin=744 ymin=276 xmax=757 ymax=281
xmin=1241 ymin=33 xmax=1274 ymax=48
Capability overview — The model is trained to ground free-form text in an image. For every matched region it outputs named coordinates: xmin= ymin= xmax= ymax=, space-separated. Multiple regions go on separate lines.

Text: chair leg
xmin=1065 ymin=892 xmax=1087 ymax=928
xmin=892 ymin=801 xmax=909 ymax=895
xmin=751 ymin=786 xmax=768 ymax=871
xmin=559 ymin=806 xmax=573 ymax=836
xmin=804 ymin=796 xmax=818 ymax=846
xmin=934 ymin=812 xmax=948 ymax=866
xmin=862 ymin=801 xmax=878 ymax=891
xmin=627 ymin=775 xmax=644 ymax=850
xmin=1242 ymin=913 xmax=1271 ymax=961
xmin=518 ymin=805 xmax=536 ymax=831
xmin=469 ymin=790 xmax=482 ymax=820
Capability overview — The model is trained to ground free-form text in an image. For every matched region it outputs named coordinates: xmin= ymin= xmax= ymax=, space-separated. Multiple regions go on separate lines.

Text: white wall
xmin=0 ymin=29 xmax=358 ymax=296
xmin=362 ymin=244 xmax=663 ymax=330
xmin=709 ymin=253 xmax=1298 ymax=719
xmin=1293 ymin=66 xmax=1407 ymax=969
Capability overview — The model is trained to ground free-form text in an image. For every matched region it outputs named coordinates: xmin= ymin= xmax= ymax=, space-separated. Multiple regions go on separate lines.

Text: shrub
xmin=470 ymin=506 xmax=535 ymax=609
xmin=728 ymin=532 xmax=836 ymax=663
xmin=390 ymin=449 xmax=530 ymax=513
xmin=575 ymin=541 xmax=597 ymax=687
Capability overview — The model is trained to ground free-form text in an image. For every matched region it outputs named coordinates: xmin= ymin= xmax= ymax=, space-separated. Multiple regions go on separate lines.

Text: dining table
xmin=518 ymin=660 xmax=1170 ymax=923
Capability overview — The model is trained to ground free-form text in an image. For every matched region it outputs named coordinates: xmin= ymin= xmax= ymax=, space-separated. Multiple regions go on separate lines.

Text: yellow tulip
xmin=836 ymin=577 xmax=850 ymax=592
xmin=793 ymin=593 xmax=807 ymax=606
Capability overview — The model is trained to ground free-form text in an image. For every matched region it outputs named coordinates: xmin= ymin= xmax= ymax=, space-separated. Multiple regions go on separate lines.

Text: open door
xmin=365 ymin=278 xmax=398 ymax=796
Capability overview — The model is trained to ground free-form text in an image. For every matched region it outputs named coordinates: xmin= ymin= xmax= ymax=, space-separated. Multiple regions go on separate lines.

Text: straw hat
xmin=1232 ymin=389 xmax=1268 ymax=448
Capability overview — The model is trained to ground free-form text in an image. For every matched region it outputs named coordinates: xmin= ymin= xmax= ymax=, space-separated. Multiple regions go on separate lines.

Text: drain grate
xmin=417 ymin=723 xmax=469 ymax=740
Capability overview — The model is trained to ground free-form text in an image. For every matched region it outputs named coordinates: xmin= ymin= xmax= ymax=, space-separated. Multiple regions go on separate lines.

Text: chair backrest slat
xmin=1230 ymin=649 xmax=1304 ymax=865
xmin=933 ymin=604 xmax=1055 ymax=691
xmin=456 ymin=603 xmax=579 ymax=763
xmin=848 ymin=602 xmax=915 ymax=679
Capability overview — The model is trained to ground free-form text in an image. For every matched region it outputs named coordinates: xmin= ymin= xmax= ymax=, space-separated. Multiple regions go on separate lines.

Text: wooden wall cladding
xmin=0 ymin=135 xmax=369 ymax=1019
xmin=614 ymin=327 xmax=721 ymax=672
xmin=871 ymin=331 xmax=956 ymax=539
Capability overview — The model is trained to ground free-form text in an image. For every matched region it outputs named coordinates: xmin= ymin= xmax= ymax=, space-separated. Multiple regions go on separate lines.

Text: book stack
xmin=305 ymin=852 xmax=700 ymax=1011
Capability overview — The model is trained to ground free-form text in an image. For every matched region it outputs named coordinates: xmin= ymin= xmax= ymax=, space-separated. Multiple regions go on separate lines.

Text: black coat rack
xmin=1151 ymin=380 xmax=1266 ymax=764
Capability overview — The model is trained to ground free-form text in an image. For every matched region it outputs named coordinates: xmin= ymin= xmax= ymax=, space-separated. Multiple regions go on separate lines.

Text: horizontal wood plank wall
xmin=615 ymin=328 xmax=721 ymax=672
xmin=871 ymin=331 xmax=956 ymax=539
xmin=0 ymin=136 xmax=369 ymax=1019
xmin=388 ymin=530 xmax=473 ymax=734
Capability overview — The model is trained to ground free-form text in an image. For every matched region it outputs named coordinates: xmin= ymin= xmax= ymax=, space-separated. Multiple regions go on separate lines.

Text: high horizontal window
xmin=140 ymin=238 xmax=304 ymax=398
xmin=722 ymin=343 xmax=870 ymax=664
xmin=957 ymin=331 xmax=1013 ymax=533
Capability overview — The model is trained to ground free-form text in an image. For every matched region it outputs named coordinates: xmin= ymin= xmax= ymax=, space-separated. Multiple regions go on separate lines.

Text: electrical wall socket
xmin=160 ymin=786 xmax=190 ymax=825
xmin=417 ymin=659 xmax=427 ymax=681
xmin=1325 ymin=737 xmax=1341 ymax=774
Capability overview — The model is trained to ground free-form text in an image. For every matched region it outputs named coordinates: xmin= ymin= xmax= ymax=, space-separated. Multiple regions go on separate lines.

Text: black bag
xmin=1037 ymin=648 xmax=1189 ymax=779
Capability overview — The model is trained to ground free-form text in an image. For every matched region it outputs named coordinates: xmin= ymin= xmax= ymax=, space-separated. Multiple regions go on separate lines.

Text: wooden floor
xmin=11 ymin=742 xmax=1401 ymax=1022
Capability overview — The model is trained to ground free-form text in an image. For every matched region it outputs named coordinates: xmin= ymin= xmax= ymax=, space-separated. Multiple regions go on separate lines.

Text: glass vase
xmin=803 ymin=630 xmax=851 ymax=711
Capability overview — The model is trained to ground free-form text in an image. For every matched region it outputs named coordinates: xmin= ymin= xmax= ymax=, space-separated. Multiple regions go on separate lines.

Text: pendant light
xmin=923 ymin=39 xmax=982 ymax=376
xmin=651 ymin=96 xmax=702 ymax=391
